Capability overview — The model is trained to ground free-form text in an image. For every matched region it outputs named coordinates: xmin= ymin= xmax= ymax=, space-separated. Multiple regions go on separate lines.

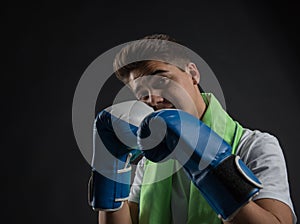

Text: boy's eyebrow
xmin=149 ymin=69 xmax=168 ymax=76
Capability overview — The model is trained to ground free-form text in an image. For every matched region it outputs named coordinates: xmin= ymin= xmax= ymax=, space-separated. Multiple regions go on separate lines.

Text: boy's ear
xmin=186 ymin=62 xmax=200 ymax=84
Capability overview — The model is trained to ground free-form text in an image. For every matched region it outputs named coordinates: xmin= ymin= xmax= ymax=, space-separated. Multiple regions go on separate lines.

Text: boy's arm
xmin=224 ymin=199 xmax=293 ymax=224
xmin=89 ymin=101 xmax=152 ymax=223
xmin=99 ymin=201 xmax=138 ymax=224
xmin=128 ymin=201 xmax=139 ymax=224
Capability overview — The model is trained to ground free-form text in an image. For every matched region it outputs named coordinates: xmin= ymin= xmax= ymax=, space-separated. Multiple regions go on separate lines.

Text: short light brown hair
xmin=113 ymin=34 xmax=190 ymax=83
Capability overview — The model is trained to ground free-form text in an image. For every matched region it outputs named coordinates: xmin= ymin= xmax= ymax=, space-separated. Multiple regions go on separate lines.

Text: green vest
xmin=139 ymin=93 xmax=244 ymax=224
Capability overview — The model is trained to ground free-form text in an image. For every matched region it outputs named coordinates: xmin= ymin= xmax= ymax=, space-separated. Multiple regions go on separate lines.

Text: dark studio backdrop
xmin=3 ymin=1 xmax=299 ymax=223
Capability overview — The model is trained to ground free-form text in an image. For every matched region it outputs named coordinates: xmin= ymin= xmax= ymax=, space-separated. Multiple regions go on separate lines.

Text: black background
xmin=3 ymin=1 xmax=299 ymax=223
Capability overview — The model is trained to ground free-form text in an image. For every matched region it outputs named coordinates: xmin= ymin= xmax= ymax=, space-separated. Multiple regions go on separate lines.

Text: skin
xmin=127 ymin=61 xmax=206 ymax=118
xmin=99 ymin=61 xmax=293 ymax=224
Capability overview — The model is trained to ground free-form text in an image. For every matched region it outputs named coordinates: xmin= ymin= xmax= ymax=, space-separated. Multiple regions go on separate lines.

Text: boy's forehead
xmin=129 ymin=61 xmax=183 ymax=79
xmin=137 ymin=61 xmax=168 ymax=72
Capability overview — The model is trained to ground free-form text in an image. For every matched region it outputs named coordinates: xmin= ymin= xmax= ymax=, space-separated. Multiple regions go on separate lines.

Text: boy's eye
xmin=155 ymin=76 xmax=170 ymax=88
xmin=133 ymin=75 xmax=170 ymax=99
xmin=136 ymin=90 xmax=148 ymax=101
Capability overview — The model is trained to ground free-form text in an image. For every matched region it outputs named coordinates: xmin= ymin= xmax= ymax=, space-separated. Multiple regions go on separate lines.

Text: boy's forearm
xmin=224 ymin=199 xmax=293 ymax=224
xmin=98 ymin=201 xmax=132 ymax=224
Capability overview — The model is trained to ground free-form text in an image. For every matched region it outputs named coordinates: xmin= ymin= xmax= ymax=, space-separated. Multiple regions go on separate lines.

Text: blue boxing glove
xmin=88 ymin=101 xmax=153 ymax=211
xmin=137 ymin=109 xmax=263 ymax=220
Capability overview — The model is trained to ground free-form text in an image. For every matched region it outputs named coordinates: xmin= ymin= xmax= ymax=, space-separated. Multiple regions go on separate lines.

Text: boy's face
xmin=127 ymin=61 xmax=203 ymax=118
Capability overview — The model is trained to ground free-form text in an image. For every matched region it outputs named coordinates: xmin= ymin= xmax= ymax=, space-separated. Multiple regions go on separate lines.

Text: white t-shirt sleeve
xmin=128 ymin=157 xmax=146 ymax=203
xmin=237 ymin=129 xmax=297 ymax=223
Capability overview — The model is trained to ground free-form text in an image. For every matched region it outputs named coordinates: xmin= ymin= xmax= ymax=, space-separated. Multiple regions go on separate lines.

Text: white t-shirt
xmin=129 ymin=128 xmax=297 ymax=223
